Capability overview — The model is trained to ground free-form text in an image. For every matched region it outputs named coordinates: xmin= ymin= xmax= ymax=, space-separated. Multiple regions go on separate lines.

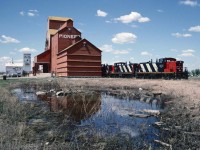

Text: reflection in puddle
xmin=80 ymin=93 xmax=160 ymax=141
xmin=12 ymin=88 xmax=38 ymax=102
xmin=49 ymin=93 xmax=101 ymax=122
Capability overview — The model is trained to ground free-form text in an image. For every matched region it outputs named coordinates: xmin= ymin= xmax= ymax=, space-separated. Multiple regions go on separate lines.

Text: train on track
xmin=102 ymin=57 xmax=188 ymax=79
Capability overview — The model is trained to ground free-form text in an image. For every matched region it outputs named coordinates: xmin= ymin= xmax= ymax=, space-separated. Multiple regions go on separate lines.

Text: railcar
xmin=102 ymin=62 xmax=133 ymax=78
xmin=102 ymin=57 xmax=188 ymax=79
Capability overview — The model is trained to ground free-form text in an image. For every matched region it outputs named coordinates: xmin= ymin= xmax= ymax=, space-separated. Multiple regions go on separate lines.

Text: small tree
xmin=190 ymin=69 xmax=200 ymax=77
xmin=195 ymin=69 xmax=200 ymax=76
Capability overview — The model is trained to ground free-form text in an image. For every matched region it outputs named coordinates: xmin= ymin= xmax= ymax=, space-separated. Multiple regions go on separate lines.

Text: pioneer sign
xmin=59 ymin=34 xmax=81 ymax=39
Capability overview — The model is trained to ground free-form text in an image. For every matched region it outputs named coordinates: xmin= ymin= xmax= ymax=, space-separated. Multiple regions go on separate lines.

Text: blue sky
xmin=0 ymin=0 xmax=200 ymax=71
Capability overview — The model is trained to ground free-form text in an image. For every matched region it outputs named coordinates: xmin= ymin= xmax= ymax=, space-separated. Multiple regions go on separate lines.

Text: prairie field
xmin=0 ymin=77 xmax=199 ymax=149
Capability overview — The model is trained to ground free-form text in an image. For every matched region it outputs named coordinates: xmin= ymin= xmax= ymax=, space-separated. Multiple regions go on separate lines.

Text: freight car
xmin=102 ymin=57 xmax=188 ymax=79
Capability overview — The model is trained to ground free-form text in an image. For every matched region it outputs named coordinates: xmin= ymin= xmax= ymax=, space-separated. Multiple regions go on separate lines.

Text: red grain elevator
xmin=33 ymin=16 xmax=102 ymax=77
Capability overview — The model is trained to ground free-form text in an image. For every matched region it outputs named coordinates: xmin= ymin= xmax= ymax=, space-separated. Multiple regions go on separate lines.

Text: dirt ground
xmin=59 ymin=78 xmax=199 ymax=105
xmin=55 ymin=78 xmax=200 ymax=119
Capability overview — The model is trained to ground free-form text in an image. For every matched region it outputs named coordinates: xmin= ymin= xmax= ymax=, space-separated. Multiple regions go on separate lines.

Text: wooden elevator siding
xmin=56 ymin=40 xmax=102 ymax=77
xmin=37 ymin=51 xmax=51 ymax=62
xmin=51 ymin=34 xmax=58 ymax=72
xmin=49 ymin=20 xmax=66 ymax=30
xmin=57 ymin=27 xmax=81 ymax=52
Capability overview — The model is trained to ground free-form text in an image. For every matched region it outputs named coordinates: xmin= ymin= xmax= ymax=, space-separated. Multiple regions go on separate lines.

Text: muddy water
xmin=12 ymin=88 xmax=163 ymax=146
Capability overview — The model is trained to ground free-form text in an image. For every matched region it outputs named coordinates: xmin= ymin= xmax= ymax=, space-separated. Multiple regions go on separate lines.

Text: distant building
xmin=5 ymin=62 xmax=23 ymax=76
xmin=23 ymin=53 xmax=31 ymax=73
xmin=33 ymin=16 xmax=102 ymax=77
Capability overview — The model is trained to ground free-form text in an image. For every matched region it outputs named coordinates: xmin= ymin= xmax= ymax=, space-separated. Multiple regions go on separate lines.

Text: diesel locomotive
xmin=102 ymin=57 xmax=188 ymax=79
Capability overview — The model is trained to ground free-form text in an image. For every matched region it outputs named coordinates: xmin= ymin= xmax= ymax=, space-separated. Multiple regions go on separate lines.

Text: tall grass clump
xmin=0 ymin=79 xmax=61 ymax=149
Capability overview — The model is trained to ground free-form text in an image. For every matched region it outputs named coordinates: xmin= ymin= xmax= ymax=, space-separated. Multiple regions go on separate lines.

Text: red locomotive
xmin=102 ymin=58 xmax=188 ymax=79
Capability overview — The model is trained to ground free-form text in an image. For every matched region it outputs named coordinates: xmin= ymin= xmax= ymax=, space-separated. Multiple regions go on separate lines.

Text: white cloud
xmin=157 ymin=9 xmax=164 ymax=13
xmin=112 ymin=50 xmax=129 ymax=54
xmin=0 ymin=56 xmax=13 ymax=71
xmin=138 ymin=17 xmax=150 ymax=23
xmin=0 ymin=56 xmax=12 ymax=62
xmin=188 ymin=25 xmax=200 ymax=32
xmin=15 ymin=59 xmax=23 ymax=63
xmin=105 ymin=20 xmax=112 ymax=23
xmin=179 ymin=53 xmax=194 ymax=57
xmin=141 ymin=51 xmax=152 ymax=56
xmin=180 ymin=0 xmax=198 ymax=7
xmin=0 ymin=35 xmax=20 ymax=44
xmin=114 ymin=12 xmax=150 ymax=24
xmin=19 ymin=11 xmax=25 ymax=16
xmin=99 ymin=44 xmax=130 ymax=54
xmin=99 ymin=44 xmax=113 ymax=53
xmin=29 ymin=9 xmax=39 ymax=13
xmin=112 ymin=32 xmax=137 ymax=44
xmin=182 ymin=49 xmax=195 ymax=53
xmin=20 ymin=9 xmax=39 ymax=17
xmin=179 ymin=49 xmax=195 ymax=57
xmin=171 ymin=32 xmax=192 ymax=38
xmin=18 ymin=47 xmax=37 ymax=53
xmin=27 ymin=12 xmax=35 ymax=17
xmin=97 ymin=10 xmax=108 ymax=17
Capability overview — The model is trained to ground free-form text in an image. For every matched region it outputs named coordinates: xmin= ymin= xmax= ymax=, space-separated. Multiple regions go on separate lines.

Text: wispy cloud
xmin=188 ymin=25 xmax=200 ymax=32
xmin=179 ymin=49 xmax=195 ymax=57
xmin=18 ymin=47 xmax=37 ymax=53
xmin=114 ymin=12 xmax=150 ymax=24
xmin=19 ymin=11 xmax=25 ymax=16
xmin=171 ymin=32 xmax=192 ymax=38
xmin=180 ymin=0 xmax=198 ymax=7
xmin=9 ymin=51 xmax=16 ymax=55
xmin=105 ymin=20 xmax=112 ymax=23
xmin=96 ymin=10 xmax=108 ymax=17
xmin=99 ymin=44 xmax=130 ymax=54
xmin=20 ymin=9 xmax=39 ymax=17
xmin=0 ymin=56 xmax=12 ymax=62
xmin=0 ymin=35 xmax=20 ymax=44
xmin=157 ymin=9 xmax=164 ymax=13
xmin=171 ymin=49 xmax=179 ymax=52
xmin=141 ymin=51 xmax=152 ymax=56
xmin=112 ymin=32 xmax=137 ymax=44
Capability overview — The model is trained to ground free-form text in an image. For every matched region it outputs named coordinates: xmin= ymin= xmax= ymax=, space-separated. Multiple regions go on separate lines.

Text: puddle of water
xmin=81 ymin=93 xmax=160 ymax=142
xmin=12 ymin=88 xmax=46 ymax=106
xmin=12 ymin=88 xmax=37 ymax=101
xmin=13 ymin=88 xmax=163 ymax=146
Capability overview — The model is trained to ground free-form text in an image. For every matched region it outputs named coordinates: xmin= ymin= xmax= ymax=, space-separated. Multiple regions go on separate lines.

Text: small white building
xmin=5 ymin=62 xmax=23 ymax=76
xmin=23 ymin=53 xmax=31 ymax=73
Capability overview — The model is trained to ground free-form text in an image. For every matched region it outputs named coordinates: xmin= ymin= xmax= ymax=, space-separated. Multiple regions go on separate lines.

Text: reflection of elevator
xmin=48 ymin=93 xmax=101 ymax=122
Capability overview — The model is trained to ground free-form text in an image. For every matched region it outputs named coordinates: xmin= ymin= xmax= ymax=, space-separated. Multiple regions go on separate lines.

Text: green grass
xmin=0 ymin=79 xmax=19 ymax=87
xmin=0 ymin=78 xmax=44 ymax=88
